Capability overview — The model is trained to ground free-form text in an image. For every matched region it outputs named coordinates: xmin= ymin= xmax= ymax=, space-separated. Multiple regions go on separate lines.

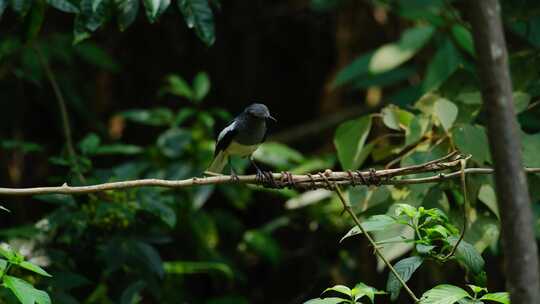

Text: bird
xmin=206 ymin=103 xmax=276 ymax=180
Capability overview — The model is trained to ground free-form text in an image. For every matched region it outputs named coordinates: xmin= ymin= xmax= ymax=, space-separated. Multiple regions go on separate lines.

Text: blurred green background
xmin=1 ymin=0 xmax=540 ymax=303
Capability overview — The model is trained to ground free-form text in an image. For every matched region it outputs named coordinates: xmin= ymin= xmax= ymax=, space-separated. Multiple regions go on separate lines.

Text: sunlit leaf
xmin=122 ymin=108 xmax=174 ymax=126
xmin=253 ymin=142 xmax=304 ymax=168
xmin=303 ymin=298 xmax=347 ymax=304
xmin=478 ymin=184 xmax=499 ymax=218
xmin=479 ymin=292 xmax=510 ymax=304
xmin=419 ymin=284 xmax=470 ymax=304
xmin=3 ymin=275 xmax=51 ymax=304
xmin=19 ymin=261 xmax=52 ymax=277
xmin=381 ymin=105 xmax=414 ymax=131
xmin=321 ymin=285 xmax=352 ymax=298
xmin=433 ymin=98 xmax=458 ymax=131
xmin=334 ymin=116 xmax=372 ymax=170
xmin=369 ymin=26 xmax=435 ymax=73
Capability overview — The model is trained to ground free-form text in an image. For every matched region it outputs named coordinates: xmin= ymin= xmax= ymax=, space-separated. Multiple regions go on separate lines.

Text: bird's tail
xmin=206 ymin=151 xmax=228 ymax=174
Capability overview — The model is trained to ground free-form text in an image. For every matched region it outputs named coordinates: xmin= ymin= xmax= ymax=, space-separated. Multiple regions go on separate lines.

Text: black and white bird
xmin=206 ymin=103 xmax=276 ymax=177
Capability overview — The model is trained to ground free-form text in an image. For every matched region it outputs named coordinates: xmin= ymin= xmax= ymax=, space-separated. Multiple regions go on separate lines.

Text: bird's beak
xmin=267 ymin=115 xmax=277 ymax=122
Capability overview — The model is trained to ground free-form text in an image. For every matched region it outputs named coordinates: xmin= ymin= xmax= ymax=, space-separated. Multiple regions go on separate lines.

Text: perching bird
xmin=206 ymin=103 xmax=276 ymax=177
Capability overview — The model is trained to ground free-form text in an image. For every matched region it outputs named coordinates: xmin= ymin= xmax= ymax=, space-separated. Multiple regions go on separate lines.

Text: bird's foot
xmin=279 ymin=171 xmax=295 ymax=189
xmin=230 ymin=172 xmax=240 ymax=183
xmin=368 ymin=168 xmax=381 ymax=186
xmin=256 ymin=170 xmax=277 ymax=188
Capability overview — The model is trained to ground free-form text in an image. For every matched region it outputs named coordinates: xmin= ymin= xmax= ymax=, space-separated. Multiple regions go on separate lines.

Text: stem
xmin=444 ymin=158 xmax=468 ymax=259
xmin=33 ymin=45 xmax=86 ymax=184
xmin=334 ymin=185 xmax=420 ymax=303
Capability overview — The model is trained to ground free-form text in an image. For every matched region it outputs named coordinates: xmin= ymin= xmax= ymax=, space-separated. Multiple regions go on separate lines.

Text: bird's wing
xmin=215 ymin=120 xmax=238 ymax=156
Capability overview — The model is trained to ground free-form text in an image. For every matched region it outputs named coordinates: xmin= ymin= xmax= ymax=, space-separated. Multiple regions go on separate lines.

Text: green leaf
xmin=303 ymin=298 xmax=348 ymax=304
xmin=178 ymin=0 xmax=215 ymax=46
xmin=451 ymin=25 xmax=475 ymax=56
xmin=164 ymin=260 xmax=233 ymax=279
xmin=422 ymin=38 xmax=462 ymax=92
xmin=322 ymin=285 xmax=352 ymax=299
xmin=133 ymin=242 xmax=164 ymax=278
xmin=452 ymin=124 xmax=491 ymax=164
xmin=369 ymin=26 xmax=435 ymax=73
xmin=138 ymin=190 xmax=177 ymax=228
xmin=46 ymin=0 xmax=79 ymax=13
xmin=479 ymin=292 xmax=509 ymax=304
xmin=334 ymin=115 xmax=372 ymax=170
xmin=34 ymin=194 xmax=76 ymax=206
xmin=433 ymin=98 xmax=458 ymax=131
xmin=340 ymin=215 xmax=396 ymax=242
xmin=241 ymin=230 xmax=280 ymax=264
xmin=120 ymin=281 xmax=146 ymax=304
xmin=3 ymin=275 xmax=51 ymax=304
xmin=253 ymin=142 xmax=304 ymax=168
xmin=448 ymin=237 xmax=485 ymax=274
xmin=157 ymin=128 xmax=192 ymax=158
xmin=478 ymin=184 xmax=499 ymax=218
xmin=95 ymin=144 xmax=143 ymax=155
xmin=78 ymin=133 xmax=101 ymax=155
xmin=193 ymin=72 xmax=210 ymax=101
xmin=142 ymin=0 xmax=160 ymax=21
xmin=352 ymin=282 xmax=385 ymax=303
xmin=419 ymin=284 xmax=470 ymax=304
xmin=74 ymin=43 xmax=120 ymax=72
xmin=523 ymin=132 xmax=540 ymax=167
xmin=405 ymin=115 xmax=429 ymax=146
xmin=116 ymin=0 xmax=139 ymax=31
xmin=19 ymin=261 xmax=52 ymax=277
xmin=163 ymin=74 xmax=193 ymax=99
xmin=387 ymin=256 xmax=424 ymax=301
xmin=381 ymin=105 xmax=414 ymax=131
xmin=333 ymin=51 xmax=375 ymax=87
xmin=513 ymin=91 xmax=530 ymax=114
xmin=122 ymin=108 xmax=174 ymax=126
xmin=466 ymin=285 xmax=487 ymax=295
xmin=73 ymin=15 xmax=91 ymax=44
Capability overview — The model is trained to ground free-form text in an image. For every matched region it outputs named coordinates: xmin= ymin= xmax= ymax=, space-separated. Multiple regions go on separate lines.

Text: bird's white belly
xmin=225 ymin=141 xmax=259 ymax=157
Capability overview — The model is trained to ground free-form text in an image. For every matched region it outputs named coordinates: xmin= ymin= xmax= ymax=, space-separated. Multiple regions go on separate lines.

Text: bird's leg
xmin=229 ymin=159 xmax=240 ymax=183
xmin=251 ymin=157 xmax=276 ymax=188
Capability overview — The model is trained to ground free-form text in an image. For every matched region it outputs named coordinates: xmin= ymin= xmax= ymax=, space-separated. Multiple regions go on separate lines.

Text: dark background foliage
xmin=1 ymin=0 xmax=540 ymax=303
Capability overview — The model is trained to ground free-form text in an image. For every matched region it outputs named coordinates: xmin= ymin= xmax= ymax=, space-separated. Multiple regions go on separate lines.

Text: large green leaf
xmin=157 ymin=128 xmax=192 ymax=158
xmin=478 ymin=184 xmax=499 ymax=219
xmin=448 ymin=237 xmax=485 ymax=274
xmin=142 ymin=0 xmax=160 ymax=21
xmin=241 ymin=230 xmax=281 ymax=264
xmin=369 ymin=26 xmax=435 ymax=73
xmin=340 ymin=215 xmax=396 ymax=242
xmin=451 ymin=25 xmax=475 ymax=56
xmin=321 ymin=285 xmax=352 ymax=299
xmin=46 ymin=0 xmax=79 ymax=13
xmin=422 ymin=38 xmax=462 ymax=92
xmin=433 ymin=98 xmax=458 ymax=131
xmin=178 ymin=0 xmax=215 ymax=46
xmin=3 ymin=275 xmax=51 ymax=304
xmin=19 ymin=261 xmax=52 ymax=277
xmin=419 ymin=285 xmax=470 ymax=304
xmin=253 ymin=142 xmax=304 ymax=168
xmin=522 ymin=132 xmax=540 ymax=167
xmin=386 ymin=256 xmax=424 ymax=301
xmin=334 ymin=115 xmax=372 ymax=170
xmin=304 ymin=298 xmax=348 ymax=304
xmin=333 ymin=51 xmax=375 ymax=87
xmin=479 ymin=292 xmax=510 ymax=304
xmin=452 ymin=124 xmax=491 ymax=164
xmin=381 ymin=105 xmax=414 ymax=131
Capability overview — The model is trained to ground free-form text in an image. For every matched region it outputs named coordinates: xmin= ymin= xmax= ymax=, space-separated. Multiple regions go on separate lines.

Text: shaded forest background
xmin=1 ymin=0 xmax=540 ymax=303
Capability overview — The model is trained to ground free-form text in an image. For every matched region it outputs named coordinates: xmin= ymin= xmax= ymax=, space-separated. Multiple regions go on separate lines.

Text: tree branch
xmin=468 ymin=1 xmax=540 ymax=302
xmin=1 ymin=153 xmax=539 ymax=196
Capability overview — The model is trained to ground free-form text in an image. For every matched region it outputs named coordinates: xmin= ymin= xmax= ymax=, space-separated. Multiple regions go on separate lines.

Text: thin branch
xmin=34 ymin=46 xmax=86 ymax=184
xmin=444 ymin=158 xmax=468 ymax=259
xmin=333 ymin=185 xmax=420 ymax=302
xmin=1 ymin=152 xmax=540 ymax=196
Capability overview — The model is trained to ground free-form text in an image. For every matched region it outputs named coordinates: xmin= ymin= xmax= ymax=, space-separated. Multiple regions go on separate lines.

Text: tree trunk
xmin=467 ymin=1 xmax=540 ymax=303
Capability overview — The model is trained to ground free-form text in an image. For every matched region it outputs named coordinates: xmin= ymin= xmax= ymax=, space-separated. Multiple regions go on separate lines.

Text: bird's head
xmin=245 ymin=103 xmax=276 ymax=122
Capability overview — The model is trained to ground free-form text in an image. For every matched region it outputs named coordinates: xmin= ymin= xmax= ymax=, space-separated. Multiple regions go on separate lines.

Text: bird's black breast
xmin=234 ymin=117 xmax=267 ymax=145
